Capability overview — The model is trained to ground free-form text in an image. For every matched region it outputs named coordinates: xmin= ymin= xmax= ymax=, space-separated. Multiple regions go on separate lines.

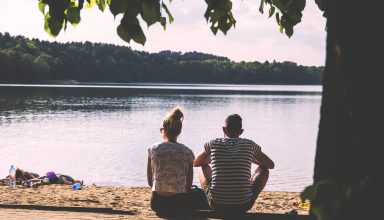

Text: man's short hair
xmin=225 ymin=114 xmax=242 ymax=133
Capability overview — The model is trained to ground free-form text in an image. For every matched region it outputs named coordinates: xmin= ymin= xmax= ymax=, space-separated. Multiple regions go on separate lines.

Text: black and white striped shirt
xmin=205 ymin=138 xmax=262 ymax=204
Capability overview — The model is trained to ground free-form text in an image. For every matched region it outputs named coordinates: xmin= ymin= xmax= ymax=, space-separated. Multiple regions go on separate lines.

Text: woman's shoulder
xmin=176 ymin=143 xmax=194 ymax=155
xmin=148 ymin=141 xmax=164 ymax=150
xmin=176 ymin=142 xmax=191 ymax=149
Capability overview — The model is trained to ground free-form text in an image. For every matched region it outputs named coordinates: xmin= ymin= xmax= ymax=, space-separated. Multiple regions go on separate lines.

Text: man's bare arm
xmin=193 ymin=150 xmax=211 ymax=167
xmin=252 ymin=151 xmax=275 ymax=169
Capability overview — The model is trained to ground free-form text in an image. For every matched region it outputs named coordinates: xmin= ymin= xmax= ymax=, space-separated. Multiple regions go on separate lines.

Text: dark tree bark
xmin=314 ymin=0 xmax=384 ymax=217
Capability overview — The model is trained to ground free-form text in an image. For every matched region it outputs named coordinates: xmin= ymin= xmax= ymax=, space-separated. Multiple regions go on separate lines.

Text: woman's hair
xmin=15 ymin=168 xmax=23 ymax=178
xmin=162 ymin=106 xmax=184 ymax=140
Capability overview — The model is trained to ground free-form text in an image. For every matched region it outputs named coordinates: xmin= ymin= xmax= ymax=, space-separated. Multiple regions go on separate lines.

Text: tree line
xmin=0 ymin=32 xmax=323 ymax=84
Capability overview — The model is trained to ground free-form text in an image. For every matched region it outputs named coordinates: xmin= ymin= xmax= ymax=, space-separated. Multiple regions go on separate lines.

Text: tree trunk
xmin=314 ymin=0 xmax=384 ymax=217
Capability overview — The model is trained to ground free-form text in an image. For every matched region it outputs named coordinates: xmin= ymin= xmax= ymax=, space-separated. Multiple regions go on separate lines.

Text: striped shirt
xmin=204 ymin=138 xmax=262 ymax=204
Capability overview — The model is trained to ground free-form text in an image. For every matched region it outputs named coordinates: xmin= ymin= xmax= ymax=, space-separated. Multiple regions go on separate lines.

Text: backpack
xmin=187 ymin=185 xmax=211 ymax=210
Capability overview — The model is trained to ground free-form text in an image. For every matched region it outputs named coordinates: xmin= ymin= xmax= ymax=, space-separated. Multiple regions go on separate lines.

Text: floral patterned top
xmin=148 ymin=141 xmax=195 ymax=193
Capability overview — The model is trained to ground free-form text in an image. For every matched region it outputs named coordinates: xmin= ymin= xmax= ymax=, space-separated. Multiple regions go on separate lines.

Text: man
xmin=193 ymin=114 xmax=274 ymax=212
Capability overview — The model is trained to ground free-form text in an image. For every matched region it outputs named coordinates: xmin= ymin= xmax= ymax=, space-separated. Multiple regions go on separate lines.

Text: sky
xmin=0 ymin=0 xmax=326 ymax=66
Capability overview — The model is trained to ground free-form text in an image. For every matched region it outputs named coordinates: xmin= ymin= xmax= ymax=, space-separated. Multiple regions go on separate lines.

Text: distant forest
xmin=0 ymin=32 xmax=323 ymax=84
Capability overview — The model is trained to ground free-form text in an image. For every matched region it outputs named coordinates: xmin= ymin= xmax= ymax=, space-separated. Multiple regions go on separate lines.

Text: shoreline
xmin=0 ymin=82 xmax=322 ymax=95
xmin=0 ymin=185 xmax=309 ymax=218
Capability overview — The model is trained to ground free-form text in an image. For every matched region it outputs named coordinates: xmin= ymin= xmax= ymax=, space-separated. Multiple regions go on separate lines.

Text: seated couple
xmin=147 ymin=107 xmax=274 ymax=214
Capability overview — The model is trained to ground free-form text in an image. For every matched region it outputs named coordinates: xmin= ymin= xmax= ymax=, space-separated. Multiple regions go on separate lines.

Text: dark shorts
xmin=201 ymin=180 xmax=257 ymax=213
xmin=150 ymin=192 xmax=189 ymax=214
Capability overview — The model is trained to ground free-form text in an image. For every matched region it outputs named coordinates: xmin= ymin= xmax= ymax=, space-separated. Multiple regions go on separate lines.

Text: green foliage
xmin=301 ymin=177 xmax=378 ymax=220
xmin=0 ymin=33 xmax=323 ymax=84
xmin=66 ymin=7 xmax=81 ymax=25
xmin=301 ymin=180 xmax=348 ymax=220
xmin=97 ymin=0 xmax=107 ymax=11
xmin=258 ymin=0 xmax=306 ymax=37
xmin=117 ymin=15 xmax=146 ymax=45
xmin=38 ymin=2 xmax=46 ymax=15
xmin=109 ymin=0 xmax=128 ymax=16
xmin=140 ymin=0 xmax=161 ymax=27
xmin=204 ymin=0 xmax=236 ymax=35
xmin=35 ymin=0 xmax=326 ymax=44
xmin=44 ymin=14 xmax=63 ymax=37
xmin=38 ymin=0 xmax=175 ymax=45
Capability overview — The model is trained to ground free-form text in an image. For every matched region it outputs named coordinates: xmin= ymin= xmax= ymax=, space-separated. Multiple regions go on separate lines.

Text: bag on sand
xmin=188 ymin=185 xmax=210 ymax=210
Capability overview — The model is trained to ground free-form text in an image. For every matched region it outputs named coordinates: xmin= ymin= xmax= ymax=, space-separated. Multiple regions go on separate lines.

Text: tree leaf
xmin=162 ymin=2 xmax=174 ymax=24
xmin=117 ymin=15 xmax=146 ymax=45
xmin=259 ymin=0 xmax=265 ymax=13
xmin=210 ymin=10 xmax=224 ymax=24
xmin=38 ymin=2 xmax=46 ymax=15
xmin=66 ymin=7 xmax=81 ymax=25
xmin=296 ymin=0 xmax=306 ymax=11
xmin=285 ymin=7 xmax=303 ymax=24
xmin=140 ymin=0 xmax=160 ymax=27
xmin=285 ymin=25 xmax=293 ymax=37
xmin=210 ymin=26 xmax=219 ymax=35
xmin=125 ymin=0 xmax=140 ymax=16
xmin=268 ymin=5 xmax=275 ymax=18
xmin=275 ymin=12 xmax=280 ymax=25
xmin=97 ymin=0 xmax=106 ymax=12
xmin=78 ymin=0 xmax=85 ymax=10
xmin=44 ymin=14 xmax=63 ymax=37
xmin=271 ymin=0 xmax=285 ymax=11
xmin=204 ymin=6 xmax=212 ymax=22
xmin=205 ymin=0 xmax=235 ymax=35
xmin=301 ymin=184 xmax=316 ymax=201
xmin=86 ymin=0 xmax=96 ymax=8
xmin=109 ymin=0 xmax=128 ymax=16
xmin=160 ymin=17 xmax=166 ymax=30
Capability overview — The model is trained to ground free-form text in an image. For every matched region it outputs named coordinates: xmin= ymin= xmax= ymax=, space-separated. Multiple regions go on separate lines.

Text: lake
xmin=0 ymin=84 xmax=321 ymax=192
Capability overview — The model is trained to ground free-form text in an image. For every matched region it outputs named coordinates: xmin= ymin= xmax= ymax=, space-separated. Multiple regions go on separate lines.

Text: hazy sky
xmin=0 ymin=0 xmax=326 ymax=66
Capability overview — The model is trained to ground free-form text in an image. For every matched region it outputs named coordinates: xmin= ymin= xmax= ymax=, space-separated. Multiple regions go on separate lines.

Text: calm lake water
xmin=0 ymin=84 xmax=321 ymax=192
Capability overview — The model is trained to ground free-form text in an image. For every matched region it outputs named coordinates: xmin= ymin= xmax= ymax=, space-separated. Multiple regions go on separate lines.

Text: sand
xmin=0 ymin=185 xmax=309 ymax=218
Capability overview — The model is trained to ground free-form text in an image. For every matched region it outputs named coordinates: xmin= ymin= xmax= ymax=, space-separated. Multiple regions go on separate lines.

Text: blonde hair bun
xmin=162 ymin=106 xmax=184 ymax=139
xmin=167 ymin=106 xmax=184 ymax=122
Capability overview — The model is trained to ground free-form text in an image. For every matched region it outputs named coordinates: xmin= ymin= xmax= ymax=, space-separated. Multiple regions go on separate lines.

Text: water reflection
xmin=0 ymin=85 xmax=321 ymax=192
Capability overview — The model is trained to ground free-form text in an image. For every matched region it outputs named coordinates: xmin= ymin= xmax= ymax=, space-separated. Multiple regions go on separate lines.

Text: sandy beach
xmin=0 ymin=185 xmax=309 ymax=218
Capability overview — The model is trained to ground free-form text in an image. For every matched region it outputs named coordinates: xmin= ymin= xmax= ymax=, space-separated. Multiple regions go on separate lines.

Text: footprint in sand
xmin=109 ymin=201 xmax=119 ymax=206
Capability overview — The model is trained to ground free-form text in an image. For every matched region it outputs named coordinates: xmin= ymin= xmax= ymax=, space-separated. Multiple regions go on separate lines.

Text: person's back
xmin=205 ymin=137 xmax=261 ymax=205
xmin=147 ymin=106 xmax=195 ymax=215
xmin=149 ymin=141 xmax=194 ymax=193
xmin=194 ymin=114 xmax=274 ymax=213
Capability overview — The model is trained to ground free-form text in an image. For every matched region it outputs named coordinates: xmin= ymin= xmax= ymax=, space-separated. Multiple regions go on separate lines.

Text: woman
xmin=2 ymin=167 xmax=39 ymax=183
xmin=147 ymin=106 xmax=195 ymax=214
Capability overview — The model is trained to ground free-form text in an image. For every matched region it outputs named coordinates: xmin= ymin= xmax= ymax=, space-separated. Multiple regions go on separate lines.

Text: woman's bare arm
xmin=147 ymin=155 xmax=153 ymax=187
xmin=186 ymin=163 xmax=193 ymax=190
